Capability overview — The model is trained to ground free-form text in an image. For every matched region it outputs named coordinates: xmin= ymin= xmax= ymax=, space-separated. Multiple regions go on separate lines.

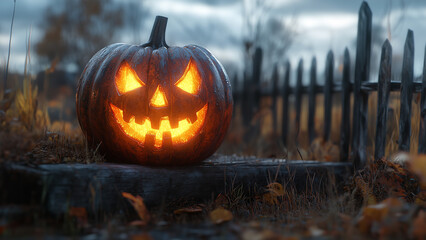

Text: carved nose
xmin=150 ymin=86 xmax=167 ymax=107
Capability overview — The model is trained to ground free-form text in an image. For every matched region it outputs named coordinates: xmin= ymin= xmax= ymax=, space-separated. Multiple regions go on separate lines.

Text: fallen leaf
xmin=68 ymin=207 xmax=88 ymax=227
xmin=215 ymin=193 xmax=230 ymax=207
xmin=262 ymin=182 xmax=284 ymax=205
xmin=308 ymin=226 xmax=324 ymax=237
xmin=241 ymin=229 xmax=281 ymax=240
xmin=209 ymin=207 xmax=233 ymax=224
xmin=357 ymin=198 xmax=403 ymax=234
xmin=409 ymin=154 xmax=426 ymax=187
xmin=415 ymin=189 xmax=426 ymax=207
xmin=174 ymin=205 xmax=203 ymax=215
xmin=68 ymin=207 xmax=87 ymax=218
xmin=122 ymin=192 xmax=150 ymax=225
xmin=412 ymin=210 xmax=426 ymax=240
xmin=266 ymin=182 xmax=284 ymax=196
xmin=355 ymin=176 xmax=376 ymax=205
xmin=131 ymin=233 xmax=153 ymax=240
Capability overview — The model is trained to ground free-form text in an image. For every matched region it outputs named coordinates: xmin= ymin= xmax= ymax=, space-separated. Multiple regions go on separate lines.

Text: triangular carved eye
xmin=115 ymin=62 xmax=145 ymax=94
xmin=175 ymin=59 xmax=201 ymax=94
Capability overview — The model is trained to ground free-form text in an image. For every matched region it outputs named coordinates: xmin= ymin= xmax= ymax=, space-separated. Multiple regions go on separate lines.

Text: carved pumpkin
xmin=76 ymin=16 xmax=233 ymax=165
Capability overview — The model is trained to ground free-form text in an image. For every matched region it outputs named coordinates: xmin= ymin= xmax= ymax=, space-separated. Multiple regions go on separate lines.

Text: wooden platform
xmin=0 ymin=155 xmax=352 ymax=216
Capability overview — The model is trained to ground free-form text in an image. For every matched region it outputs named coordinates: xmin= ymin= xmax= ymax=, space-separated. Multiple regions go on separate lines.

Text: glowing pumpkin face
xmin=76 ymin=16 xmax=233 ymax=166
xmin=110 ymin=59 xmax=208 ymax=149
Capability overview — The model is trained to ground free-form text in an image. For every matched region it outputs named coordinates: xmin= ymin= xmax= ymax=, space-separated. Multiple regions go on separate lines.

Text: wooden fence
xmin=234 ymin=2 xmax=426 ymax=169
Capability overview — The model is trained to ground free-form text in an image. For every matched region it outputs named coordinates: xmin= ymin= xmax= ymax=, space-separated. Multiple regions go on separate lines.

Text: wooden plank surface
xmin=374 ymin=40 xmax=392 ymax=160
xmin=323 ymin=51 xmax=334 ymax=141
xmin=295 ymin=59 xmax=303 ymax=133
xmin=419 ymin=45 xmax=426 ymax=153
xmin=352 ymin=2 xmax=372 ymax=169
xmin=308 ymin=57 xmax=317 ymax=144
xmin=398 ymin=30 xmax=414 ymax=152
xmin=0 ymin=155 xmax=352 ymax=217
xmin=281 ymin=61 xmax=291 ymax=146
xmin=340 ymin=48 xmax=351 ymax=162
xmin=271 ymin=65 xmax=279 ymax=133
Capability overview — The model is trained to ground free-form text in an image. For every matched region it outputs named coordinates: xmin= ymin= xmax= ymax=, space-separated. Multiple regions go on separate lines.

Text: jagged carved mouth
xmin=110 ymin=103 xmax=208 ymax=148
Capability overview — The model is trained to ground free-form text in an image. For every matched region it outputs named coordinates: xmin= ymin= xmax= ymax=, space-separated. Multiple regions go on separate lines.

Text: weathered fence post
xmin=242 ymin=71 xmax=251 ymax=126
xmin=419 ymin=45 xmax=426 ymax=153
xmin=272 ymin=64 xmax=279 ymax=133
xmin=352 ymin=2 xmax=371 ymax=169
xmin=324 ymin=51 xmax=334 ymax=141
xmin=340 ymin=48 xmax=351 ymax=161
xmin=398 ymin=30 xmax=414 ymax=152
xmin=308 ymin=57 xmax=317 ymax=144
xmin=252 ymin=47 xmax=263 ymax=119
xmin=374 ymin=40 xmax=392 ymax=160
xmin=282 ymin=61 xmax=291 ymax=146
xmin=295 ymin=59 xmax=303 ymax=133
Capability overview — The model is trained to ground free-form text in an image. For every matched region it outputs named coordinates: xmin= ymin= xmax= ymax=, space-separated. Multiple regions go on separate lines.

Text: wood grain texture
xmin=340 ymin=48 xmax=351 ymax=162
xmin=295 ymin=59 xmax=303 ymax=133
xmin=271 ymin=65 xmax=279 ymax=132
xmin=398 ymin=30 xmax=414 ymax=152
xmin=281 ymin=61 xmax=291 ymax=146
xmin=374 ymin=40 xmax=392 ymax=160
xmin=0 ymin=156 xmax=352 ymax=217
xmin=352 ymin=2 xmax=371 ymax=169
xmin=308 ymin=57 xmax=317 ymax=144
xmin=323 ymin=51 xmax=334 ymax=141
xmin=419 ymin=45 xmax=426 ymax=153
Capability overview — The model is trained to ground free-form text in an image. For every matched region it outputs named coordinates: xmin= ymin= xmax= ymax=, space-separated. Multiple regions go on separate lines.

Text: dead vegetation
xmin=0 ymin=8 xmax=425 ymax=237
xmin=1 ymin=65 xmax=426 ymax=238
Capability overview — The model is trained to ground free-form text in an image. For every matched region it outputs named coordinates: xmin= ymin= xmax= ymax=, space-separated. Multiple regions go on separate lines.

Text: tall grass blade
xmin=3 ymin=0 xmax=17 ymax=96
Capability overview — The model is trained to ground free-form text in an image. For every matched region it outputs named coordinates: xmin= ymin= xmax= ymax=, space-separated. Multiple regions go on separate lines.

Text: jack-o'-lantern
xmin=76 ymin=16 xmax=233 ymax=165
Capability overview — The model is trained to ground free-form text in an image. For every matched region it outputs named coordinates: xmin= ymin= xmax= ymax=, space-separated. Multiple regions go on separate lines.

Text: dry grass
xmin=220 ymin=90 xmax=425 ymax=165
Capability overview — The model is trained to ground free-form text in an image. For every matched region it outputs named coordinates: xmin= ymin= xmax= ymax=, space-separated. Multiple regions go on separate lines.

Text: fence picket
xmin=281 ymin=61 xmax=291 ymax=146
xmin=308 ymin=57 xmax=317 ymax=143
xmin=340 ymin=48 xmax=351 ymax=162
xmin=295 ymin=59 xmax=303 ymax=133
xmin=419 ymin=46 xmax=426 ymax=153
xmin=252 ymin=47 xmax=263 ymax=120
xmin=374 ymin=40 xmax=392 ymax=160
xmin=352 ymin=2 xmax=371 ymax=169
xmin=272 ymin=65 xmax=279 ymax=133
xmin=324 ymin=51 xmax=334 ymax=141
xmin=232 ymin=2 xmax=423 ymax=166
xmin=398 ymin=30 xmax=414 ymax=152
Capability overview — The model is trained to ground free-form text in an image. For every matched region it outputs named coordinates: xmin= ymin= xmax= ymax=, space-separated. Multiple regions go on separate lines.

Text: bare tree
xmin=242 ymin=0 xmax=296 ymax=78
xmin=36 ymin=0 xmax=147 ymax=73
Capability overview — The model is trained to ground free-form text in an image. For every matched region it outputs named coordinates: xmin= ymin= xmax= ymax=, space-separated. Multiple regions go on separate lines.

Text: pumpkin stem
xmin=143 ymin=16 xmax=169 ymax=49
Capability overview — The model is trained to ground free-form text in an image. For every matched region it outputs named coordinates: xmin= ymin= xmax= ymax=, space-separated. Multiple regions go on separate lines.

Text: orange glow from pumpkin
xmin=110 ymin=103 xmax=207 ymax=148
xmin=175 ymin=59 xmax=201 ymax=94
xmin=150 ymin=86 xmax=168 ymax=107
xmin=115 ymin=62 xmax=144 ymax=94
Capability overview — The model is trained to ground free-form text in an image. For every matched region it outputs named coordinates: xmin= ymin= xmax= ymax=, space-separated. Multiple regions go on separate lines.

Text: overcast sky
xmin=1 ymin=0 xmax=425 ymax=80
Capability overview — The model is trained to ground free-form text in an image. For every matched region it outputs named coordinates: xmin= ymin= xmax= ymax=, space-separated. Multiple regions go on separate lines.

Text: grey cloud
xmin=178 ymin=0 xmax=239 ymax=6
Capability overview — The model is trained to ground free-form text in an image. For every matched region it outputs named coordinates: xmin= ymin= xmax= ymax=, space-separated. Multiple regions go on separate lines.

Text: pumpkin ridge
xmin=186 ymin=45 xmax=232 ymax=155
xmin=86 ymin=44 xmax=134 ymax=147
xmin=77 ymin=44 xmax=124 ymax=143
